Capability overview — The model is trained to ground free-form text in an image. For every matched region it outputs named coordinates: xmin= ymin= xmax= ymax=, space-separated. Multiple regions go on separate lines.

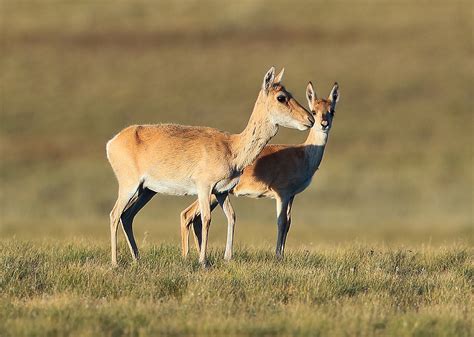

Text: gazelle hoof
xmin=200 ymin=260 xmax=210 ymax=269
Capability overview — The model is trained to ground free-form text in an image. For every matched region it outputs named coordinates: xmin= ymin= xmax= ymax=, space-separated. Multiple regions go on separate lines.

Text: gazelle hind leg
xmin=191 ymin=217 xmax=203 ymax=255
xmin=121 ymin=187 xmax=156 ymax=261
xmin=110 ymin=199 xmax=122 ymax=267
xmin=180 ymin=200 xmax=200 ymax=257
xmin=109 ymin=185 xmax=139 ymax=266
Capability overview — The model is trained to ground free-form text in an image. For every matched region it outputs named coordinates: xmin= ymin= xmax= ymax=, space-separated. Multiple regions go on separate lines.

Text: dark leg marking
xmin=121 ymin=186 xmax=156 ymax=259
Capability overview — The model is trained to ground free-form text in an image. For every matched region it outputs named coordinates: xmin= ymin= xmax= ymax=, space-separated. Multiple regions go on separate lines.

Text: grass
xmin=0 ymin=1 xmax=473 ymax=336
xmin=1 ymin=239 xmax=472 ymax=337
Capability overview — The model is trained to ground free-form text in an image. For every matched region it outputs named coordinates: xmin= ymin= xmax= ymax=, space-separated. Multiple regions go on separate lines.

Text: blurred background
xmin=1 ymin=0 xmax=472 ymax=248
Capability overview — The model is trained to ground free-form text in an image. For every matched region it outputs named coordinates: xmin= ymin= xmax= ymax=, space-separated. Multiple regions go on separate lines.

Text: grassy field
xmin=0 ymin=0 xmax=472 ymax=336
xmin=1 ymin=240 xmax=472 ymax=337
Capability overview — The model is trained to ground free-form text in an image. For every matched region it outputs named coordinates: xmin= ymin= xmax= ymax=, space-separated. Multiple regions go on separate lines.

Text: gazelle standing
xmin=106 ymin=67 xmax=314 ymax=266
xmin=181 ymin=82 xmax=339 ymax=259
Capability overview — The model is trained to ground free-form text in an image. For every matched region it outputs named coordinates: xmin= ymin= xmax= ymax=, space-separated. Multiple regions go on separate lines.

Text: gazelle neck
xmin=231 ymin=91 xmax=278 ymax=171
xmin=303 ymin=127 xmax=330 ymax=173
xmin=305 ymin=127 xmax=329 ymax=147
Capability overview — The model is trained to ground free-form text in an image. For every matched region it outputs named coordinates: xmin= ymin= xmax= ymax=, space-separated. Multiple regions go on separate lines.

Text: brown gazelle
xmin=106 ymin=67 xmax=314 ymax=266
xmin=181 ymin=82 xmax=339 ymax=259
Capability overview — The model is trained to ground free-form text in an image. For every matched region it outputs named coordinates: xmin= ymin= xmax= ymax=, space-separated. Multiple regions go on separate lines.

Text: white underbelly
xmin=143 ymin=177 xmax=197 ymax=196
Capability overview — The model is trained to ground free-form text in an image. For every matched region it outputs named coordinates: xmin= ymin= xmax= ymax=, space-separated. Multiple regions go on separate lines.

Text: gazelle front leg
xmin=216 ymin=193 xmax=236 ymax=261
xmin=275 ymin=196 xmax=290 ymax=259
xmin=181 ymin=196 xmax=220 ymax=257
xmin=280 ymin=196 xmax=294 ymax=257
xmin=197 ymin=187 xmax=213 ymax=267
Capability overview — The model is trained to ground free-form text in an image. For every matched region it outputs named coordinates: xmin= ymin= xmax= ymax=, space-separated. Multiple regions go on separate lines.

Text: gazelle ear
xmin=306 ymin=81 xmax=316 ymax=109
xmin=274 ymin=68 xmax=285 ymax=84
xmin=262 ymin=66 xmax=275 ymax=93
xmin=328 ymin=82 xmax=340 ymax=104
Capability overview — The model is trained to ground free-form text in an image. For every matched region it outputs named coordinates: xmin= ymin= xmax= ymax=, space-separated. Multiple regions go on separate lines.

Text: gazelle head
xmin=261 ymin=67 xmax=315 ymax=130
xmin=306 ymin=82 xmax=340 ymax=133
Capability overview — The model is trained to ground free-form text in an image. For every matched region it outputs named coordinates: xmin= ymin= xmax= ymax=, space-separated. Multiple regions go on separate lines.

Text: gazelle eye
xmin=277 ymin=95 xmax=286 ymax=103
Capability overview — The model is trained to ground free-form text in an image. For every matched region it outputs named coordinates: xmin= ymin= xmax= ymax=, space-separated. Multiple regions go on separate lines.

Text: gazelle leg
xmin=197 ymin=187 xmax=212 ymax=267
xmin=191 ymin=216 xmax=203 ymax=254
xmin=188 ymin=215 xmax=202 ymax=254
xmin=281 ymin=196 xmax=294 ymax=257
xmin=109 ymin=184 xmax=139 ymax=266
xmin=110 ymin=198 xmax=125 ymax=267
xmin=180 ymin=200 xmax=200 ymax=257
xmin=185 ymin=195 xmax=219 ymax=255
xmin=216 ymin=193 xmax=236 ymax=261
xmin=275 ymin=196 xmax=290 ymax=259
xmin=121 ymin=187 xmax=156 ymax=261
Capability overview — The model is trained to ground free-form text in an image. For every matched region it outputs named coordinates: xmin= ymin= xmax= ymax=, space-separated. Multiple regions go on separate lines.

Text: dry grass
xmin=1 ymin=239 xmax=472 ymax=337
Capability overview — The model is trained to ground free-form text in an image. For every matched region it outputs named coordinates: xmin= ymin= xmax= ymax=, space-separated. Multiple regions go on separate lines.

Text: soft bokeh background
xmin=1 ymin=0 xmax=472 ymax=247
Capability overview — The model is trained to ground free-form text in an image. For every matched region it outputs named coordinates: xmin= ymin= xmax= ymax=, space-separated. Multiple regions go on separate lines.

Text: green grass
xmin=0 ymin=240 xmax=472 ymax=337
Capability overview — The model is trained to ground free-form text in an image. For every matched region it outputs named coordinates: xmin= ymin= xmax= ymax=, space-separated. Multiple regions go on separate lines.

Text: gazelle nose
xmin=321 ymin=120 xmax=328 ymax=127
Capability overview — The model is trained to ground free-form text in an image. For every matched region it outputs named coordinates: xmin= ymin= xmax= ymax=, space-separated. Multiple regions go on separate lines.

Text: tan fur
xmin=181 ymin=82 xmax=340 ymax=259
xmin=107 ymin=67 xmax=314 ymax=266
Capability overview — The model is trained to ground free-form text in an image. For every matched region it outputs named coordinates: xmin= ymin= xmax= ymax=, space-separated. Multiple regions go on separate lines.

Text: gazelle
xmin=181 ymin=82 xmax=339 ymax=259
xmin=106 ymin=67 xmax=315 ymax=266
